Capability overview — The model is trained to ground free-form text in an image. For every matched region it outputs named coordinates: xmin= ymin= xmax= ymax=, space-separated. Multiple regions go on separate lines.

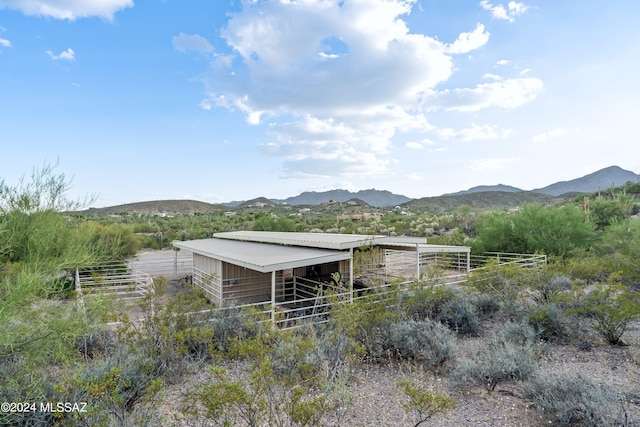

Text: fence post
xmin=271 ymin=271 xmax=276 ymax=328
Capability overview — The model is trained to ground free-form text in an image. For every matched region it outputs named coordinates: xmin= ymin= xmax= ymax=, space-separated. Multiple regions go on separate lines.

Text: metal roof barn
xmin=173 ymin=231 xmax=472 ymax=328
xmin=173 ymin=238 xmax=351 ymax=273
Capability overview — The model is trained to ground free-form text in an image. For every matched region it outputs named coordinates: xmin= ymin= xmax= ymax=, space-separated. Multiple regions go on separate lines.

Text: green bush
xmin=570 ymin=282 xmax=640 ymax=345
xmin=528 ymin=302 xmax=573 ymax=343
xmin=54 ymin=349 xmax=164 ymax=427
xmin=383 ymin=320 xmax=456 ymax=369
xmin=472 ymin=204 xmax=595 ymax=256
xmin=523 ymin=369 xmax=617 ymax=426
xmin=397 ymin=379 xmax=457 ymax=426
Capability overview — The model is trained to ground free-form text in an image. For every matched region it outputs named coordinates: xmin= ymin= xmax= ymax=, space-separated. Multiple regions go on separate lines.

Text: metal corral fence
xmin=82 ymin=250 xmax=546 ymax=327
xmin=231 ymin=252 xmax=547 ymax=330
xmin=75 ymin=262 xmax=153 ymax=301
xmin=128 ymin=249 xmax=193 ymax=281
xmin=75 ymin=249 xmax=193 ymax=302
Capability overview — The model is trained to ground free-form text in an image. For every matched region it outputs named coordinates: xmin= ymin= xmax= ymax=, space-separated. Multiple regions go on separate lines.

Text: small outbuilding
xmin=173 ymin=231 xmax=471 ymax=326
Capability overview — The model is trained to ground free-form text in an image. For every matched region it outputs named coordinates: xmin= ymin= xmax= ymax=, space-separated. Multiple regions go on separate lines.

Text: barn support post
xmin=349 ymin=248 xmax=354 ymax=303
xmin=271 ymin=270 xmax=276 ymax=327
xmin=174 ymin=248 xmax=178 ymax=277
xmin=416 ymin=243 xmax=420 ymax=280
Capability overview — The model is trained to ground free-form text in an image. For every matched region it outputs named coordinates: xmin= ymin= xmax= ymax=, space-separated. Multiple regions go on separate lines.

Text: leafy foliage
xmin=397 ymin=379 xmax=457 ymax=427
xmin=569 ymin=282 xmax=640 ymax=345
xmin=472 ymin=204 xmax=594 ymax=256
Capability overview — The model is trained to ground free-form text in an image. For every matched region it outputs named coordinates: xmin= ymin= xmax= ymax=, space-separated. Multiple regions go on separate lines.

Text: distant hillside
xmin=533 ymin=166 xmax=639 ymax=196
xmin=445 ymin=184 xmax=523 ymax=196
xmin=237 ymin=197 xmax=277 ymax=208
xmin=276 ymin=189 xmax=412 ymax=207
xmin=405 ymin=191 xmax=558 ymax=212
xmin=80 ymin=200 xmax=227 ymax=215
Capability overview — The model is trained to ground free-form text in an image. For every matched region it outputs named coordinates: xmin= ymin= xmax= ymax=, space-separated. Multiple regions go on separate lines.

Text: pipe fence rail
xmin=82 ymin=250 xmax=546 ymax=329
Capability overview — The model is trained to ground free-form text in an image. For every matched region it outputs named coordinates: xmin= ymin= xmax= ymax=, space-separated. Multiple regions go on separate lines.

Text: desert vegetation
xmin=1 ymin=165 xmax=640 ymax=426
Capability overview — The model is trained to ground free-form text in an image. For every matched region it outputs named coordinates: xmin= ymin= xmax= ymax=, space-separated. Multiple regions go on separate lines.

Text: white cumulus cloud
xmin=0 ymin=37 xmax=11 ymax=48
xmin=445 ymin=23 xmax=490 ymax=54
xmin=480 ymin=1 xmax=529 ymax=23
xmin=426 ymin=77 xmax=544 ymax=112
xmin=46 ymin=48 xmax=75 ymax=60
xmin=0 ymin=0 xmax=133 ymax=20
xmin=192 ymin=0 xmax=541 ymax=179
xmin=45 ymin=48 xmax=76 ymax=61
xmin=172 ymin=33 xmax=214 ymax=54
xmin=532 ymin=128 xmax=569 ymax=143
xmin=438 ymin=124 xmax=513 ymax=141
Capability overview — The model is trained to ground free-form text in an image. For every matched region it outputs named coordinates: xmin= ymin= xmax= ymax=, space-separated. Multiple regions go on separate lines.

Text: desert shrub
xmin=0 ymin=358 xmax=58 ymax=427
xmin=190 ymin=324 xmax=350 ymax=427
xmin=472 ymin=292 xmax=502 ymax=318
xmin=557 ymin=253 xmax=615 ymax=283
xmin=401 ymin=285 xmax=480 ymax=336
xmin=570 ymin=282 xmax=640 ymax=345
xmin=527 ymin=302 xmax=573 ymax=343
xmin=435 ymin=297 xmax=480 ymax=336
xmin=330 ymin=287 xmax=399 ymax=360
xmin=450 ymin=321 xmax=538 ymax=392
xmin=472 ymin=204 xmax=594 ymax=256
xmin=77 ymin=329 xmax=117 ymax=361
xmin=400 ymin=284 xmax=456 ymax=320
xmin=494 ymin=320 xmax=538 ymax=348
xmin=523 ymin=369 xmax=617 ymax=426
xmin=54 ymin=349 xmax=164 ymax=427
xmin=382 ymin=320 xmax=456 ymax=369
xmin=532 ymin=274 xmax=573 ymax=304
xmin=466 ymin=261 xmax=529 ymax=315
xmin=397 ymin=379 xmax=457 ymax=427
xmin=209 ymin=305 xmax=257 ymax=353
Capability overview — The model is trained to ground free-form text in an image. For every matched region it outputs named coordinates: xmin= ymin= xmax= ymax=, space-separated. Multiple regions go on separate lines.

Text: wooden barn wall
xmin=221 ymin=262 xmax=285 ymax=304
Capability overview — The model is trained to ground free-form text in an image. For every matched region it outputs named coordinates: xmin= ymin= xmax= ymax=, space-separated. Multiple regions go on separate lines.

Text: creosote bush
xmin=189 ymin=323 xmax=354 ymax=427
xmin=569 ymin=282 xmax=640 ymax=345
xmin=397 ymin=379 xmax=457 ymax=427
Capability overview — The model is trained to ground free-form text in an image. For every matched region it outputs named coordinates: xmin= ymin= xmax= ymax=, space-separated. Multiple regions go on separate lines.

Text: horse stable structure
xmin=172 ymin=231 xmax=472 ymax=328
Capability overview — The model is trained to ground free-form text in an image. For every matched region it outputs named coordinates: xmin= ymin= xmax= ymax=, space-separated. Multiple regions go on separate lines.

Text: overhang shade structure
xmin=173 ymin=237 xmax=351 ymax=273
xmin=173 ymin=231 xmax=471 ymax=321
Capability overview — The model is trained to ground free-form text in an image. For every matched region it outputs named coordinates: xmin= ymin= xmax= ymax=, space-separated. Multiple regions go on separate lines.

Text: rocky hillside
xmin=80 ymin=200 xmax=227 ymax=215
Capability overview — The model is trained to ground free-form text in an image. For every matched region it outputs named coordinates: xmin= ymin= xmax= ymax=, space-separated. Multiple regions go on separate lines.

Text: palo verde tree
xmin=472 ymin=204 xmax=595 ymax=256
xmin=0 ymin=164 xmax=117 ymax=368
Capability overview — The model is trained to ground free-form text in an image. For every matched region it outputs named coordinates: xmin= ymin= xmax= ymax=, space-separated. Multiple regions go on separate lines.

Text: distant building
xmin=336 ymin=213 xmax=382 ymax=222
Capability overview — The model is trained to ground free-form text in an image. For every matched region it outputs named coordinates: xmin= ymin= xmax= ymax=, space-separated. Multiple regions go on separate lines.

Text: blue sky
xmin=1 ymin=0 xmax=639 ymax=207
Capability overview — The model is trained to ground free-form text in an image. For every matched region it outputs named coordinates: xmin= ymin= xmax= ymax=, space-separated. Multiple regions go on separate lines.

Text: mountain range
xmin=446 ymin=166 xmax=638 ymax=197
xmin=81 ymin=165 xmax=638 ymax=214
xmin=225 ymin=189 xmax=412 ymax=208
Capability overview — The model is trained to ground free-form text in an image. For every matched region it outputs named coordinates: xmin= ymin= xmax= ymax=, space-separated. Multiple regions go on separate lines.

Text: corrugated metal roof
xmin=213 ymin=231 xmax=470 ymax=252
xmin=173 ymin=238 xmax=351 ymax=273
xmin=213 ymin=231 xmax=378 ymax=250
